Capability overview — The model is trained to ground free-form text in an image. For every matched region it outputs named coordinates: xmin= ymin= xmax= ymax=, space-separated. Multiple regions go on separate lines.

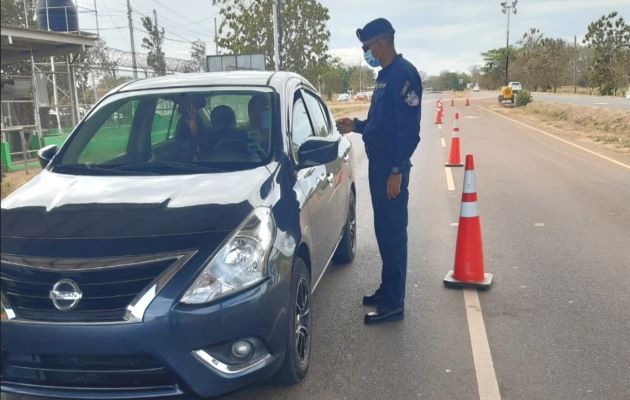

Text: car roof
xmin=117 ymin=71 xmax=307 ymax=93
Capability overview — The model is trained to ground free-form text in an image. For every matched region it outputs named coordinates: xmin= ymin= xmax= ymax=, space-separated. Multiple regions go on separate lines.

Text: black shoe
xmin=362 ymin=292 xmax=386 ymax=306
xmin=364 ymin=306 xmax=404 ymax=325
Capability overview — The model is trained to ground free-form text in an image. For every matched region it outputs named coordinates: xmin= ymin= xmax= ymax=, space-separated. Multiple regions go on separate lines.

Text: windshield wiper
xmin=114 ymin=161 xmax=226 ymax=173
xmin=52 ymin=164 xmax=153 ymax=175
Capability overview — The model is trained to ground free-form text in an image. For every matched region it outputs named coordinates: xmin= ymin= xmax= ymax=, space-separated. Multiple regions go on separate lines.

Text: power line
xmin=130 ymin=3 xmax=215 ymax=41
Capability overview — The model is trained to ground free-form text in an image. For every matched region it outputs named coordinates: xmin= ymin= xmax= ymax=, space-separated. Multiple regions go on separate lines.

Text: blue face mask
xmin=364 ymin=49 xmax=380 ymax=68
xmin=261 ymin=110 xmax=271 ymax=130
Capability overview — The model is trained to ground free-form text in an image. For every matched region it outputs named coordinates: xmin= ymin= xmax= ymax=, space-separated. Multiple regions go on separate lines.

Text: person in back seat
xmin=209 ymin=105 xmax=248 ymax=153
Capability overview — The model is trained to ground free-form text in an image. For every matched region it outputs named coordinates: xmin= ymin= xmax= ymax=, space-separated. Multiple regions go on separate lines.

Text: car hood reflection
xmin=1 ymin=167 xmax=273 ymax=239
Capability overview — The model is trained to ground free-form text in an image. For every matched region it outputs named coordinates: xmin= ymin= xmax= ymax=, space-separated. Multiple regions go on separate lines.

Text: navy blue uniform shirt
xmin=353 ymin=54 xmax=422 ymax=170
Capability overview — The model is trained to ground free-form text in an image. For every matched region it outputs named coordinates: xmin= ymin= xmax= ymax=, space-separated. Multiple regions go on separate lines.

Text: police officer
xmin=336 ymin=18 xmax=422 ymax=325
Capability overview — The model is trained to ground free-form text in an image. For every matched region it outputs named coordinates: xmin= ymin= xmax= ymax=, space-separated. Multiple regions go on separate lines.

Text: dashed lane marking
xmin=482 ymin=107 xmax=630 ymax=170
xmin=464 ymin=289 xmax=502 ymax=400
xmin=445 ymin=167 xmax=455 ymax=191
xmin=441 ymin=138 xmax=446 ymax=148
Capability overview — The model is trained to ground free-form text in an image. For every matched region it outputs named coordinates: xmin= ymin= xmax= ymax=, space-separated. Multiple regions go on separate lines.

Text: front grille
xmin=1 ymin=353 xmax=177 ymax=390
xmin=1 ymin=252 xmax=193 ymax=323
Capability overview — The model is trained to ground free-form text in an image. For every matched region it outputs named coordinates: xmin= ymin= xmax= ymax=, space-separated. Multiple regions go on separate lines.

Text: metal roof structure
xmin=1 ymin=25 xmax=98 ymax=64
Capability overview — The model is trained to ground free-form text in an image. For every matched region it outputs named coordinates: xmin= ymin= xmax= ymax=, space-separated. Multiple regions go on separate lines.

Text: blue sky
xmin=75 ymin=0 xmax=629 ymax=75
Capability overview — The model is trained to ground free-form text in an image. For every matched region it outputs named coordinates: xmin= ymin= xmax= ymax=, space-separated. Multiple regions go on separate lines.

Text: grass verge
xmin=483 ymin=101 xmax=630 ymax=160
xmin=327 ymin=101 xmax=371 ymax=118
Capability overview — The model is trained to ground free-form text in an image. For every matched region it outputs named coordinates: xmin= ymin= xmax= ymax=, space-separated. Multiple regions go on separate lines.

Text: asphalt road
xmin=531 ymin=92 xmax=630 ymax=110
xmin=3 ymin=96 xmax=629 ymax=400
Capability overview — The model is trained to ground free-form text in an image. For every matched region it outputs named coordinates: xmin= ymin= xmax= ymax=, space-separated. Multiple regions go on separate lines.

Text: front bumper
xmin=1 ymin=278 xmax=290 ymax=399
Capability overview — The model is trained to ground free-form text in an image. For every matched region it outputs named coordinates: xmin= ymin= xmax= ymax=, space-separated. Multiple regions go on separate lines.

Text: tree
xmin=190 ymin=40 xmax=207 ymax=72
xmin=480 ymin=48 xmax=515 ymax=89
xmin=213 ymin=0 xmax=331 ymax=84
xmin=469 ymin=66 xmax=482 ymax=86
xmin=583 ymin=12 xmax=630 ymax=95
xmin=348 ymin=65 xmax=375 ymax=93
xmin=318 ymin=57 xmax=346 ymax=100
xmin=72 ymin=40 xmax=118 ymax=105
xmin=1 ymin=0 xmax=36 ymax=28
xmin=141 ymin=15 xmax=166 ymax=76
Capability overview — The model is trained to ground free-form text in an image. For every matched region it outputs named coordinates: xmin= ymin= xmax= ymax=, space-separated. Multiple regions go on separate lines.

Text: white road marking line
xmin=463 ymin=289 xmax=502 ymax=400
xmin=445 ymin=167 xmax=456 ymax=191
xmin=465 ymin=116 xmax=480 ymax=119
xmin=594 ymin=102 xmax=608 ymax=105
xmin=441 ymin=138 xmax=446 ymax=147
xmin=482 ymin=107 xmax=630 ymax=170
xmin=534 ymin=223 xmax=545 ymax=227
xmin=451 ymin=222 xmax=459 ymax=226
xmin=438 ymin=124 xmax=443 ymax=130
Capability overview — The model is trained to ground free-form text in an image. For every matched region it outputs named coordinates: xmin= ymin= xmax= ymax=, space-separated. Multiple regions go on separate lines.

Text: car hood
xmin=1 ymin=167 xmax=274 ymax=240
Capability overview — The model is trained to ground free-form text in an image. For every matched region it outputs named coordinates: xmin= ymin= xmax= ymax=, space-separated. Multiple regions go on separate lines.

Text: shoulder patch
xmin=400 ymin=80 xmax=411 ymax=96
xmin=404 ymin=90 xmax=420 ymax=107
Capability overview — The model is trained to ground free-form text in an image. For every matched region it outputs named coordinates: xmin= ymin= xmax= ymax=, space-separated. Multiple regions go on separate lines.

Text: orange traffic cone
xmin=445 ymin=113 xmax=463 ymax=167
xmin=434 ymin=108 xmax=443 ymax=124
xmin=444 ymin=155 xmax=493 ymax=289
xmin=465 ymin=98 xmax=470 ymax=106
xmin=451 ymin=98 xmax=455 ymax=106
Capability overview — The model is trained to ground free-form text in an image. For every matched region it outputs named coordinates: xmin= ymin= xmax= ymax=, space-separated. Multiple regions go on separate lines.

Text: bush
xmin=516 ymin=89 xmax=533 ymax=107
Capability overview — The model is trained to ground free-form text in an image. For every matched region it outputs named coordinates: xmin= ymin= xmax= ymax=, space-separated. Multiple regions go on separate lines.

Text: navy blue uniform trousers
xmin=368 ymin=159 xmax=410 ymax=307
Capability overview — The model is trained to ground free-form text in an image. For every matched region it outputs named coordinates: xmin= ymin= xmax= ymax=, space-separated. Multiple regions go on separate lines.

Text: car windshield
xmin=52 ymin=88 xmax=275 ymax=175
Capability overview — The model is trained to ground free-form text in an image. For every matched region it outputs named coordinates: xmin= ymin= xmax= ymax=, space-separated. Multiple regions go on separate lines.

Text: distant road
xmin=532 ymin=92 xmax=630 ymax=111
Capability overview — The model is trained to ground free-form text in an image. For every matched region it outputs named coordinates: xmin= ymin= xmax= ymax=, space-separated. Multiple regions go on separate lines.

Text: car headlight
xmin=180 ymin=207 xmax=275 ymax=304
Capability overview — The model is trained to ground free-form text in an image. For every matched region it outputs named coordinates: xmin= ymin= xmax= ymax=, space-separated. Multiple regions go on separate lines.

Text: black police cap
xmin=356 ymin=18 xmax=395 ymax=42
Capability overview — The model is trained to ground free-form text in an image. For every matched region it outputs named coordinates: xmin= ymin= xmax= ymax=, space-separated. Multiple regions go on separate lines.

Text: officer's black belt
xmin=364 ymin=142 xmax=394 ymax=159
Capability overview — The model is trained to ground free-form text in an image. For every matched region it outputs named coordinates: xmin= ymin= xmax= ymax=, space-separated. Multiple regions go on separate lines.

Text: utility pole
xmin=500 ymin=0 xmax=517 ymax=86
xmin=22 ymin=0 xmax=29 ymax=28
xmin=574 ymin=35 xmax=578 ymax=94
xmin=214 ymin=17 xmax=219 ymax=55
xmin=126 ymin=0 xmax=139 ymax=79
xmin=272 ymin=0 xmax=281 ymax=71
xmin=93 ymin=0 xmax=100 ymax=37
xmin=153 ymin=9 xmax=158 ymax=30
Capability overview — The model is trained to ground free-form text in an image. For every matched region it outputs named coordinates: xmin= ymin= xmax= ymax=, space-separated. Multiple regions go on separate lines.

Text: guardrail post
xmin=1 ymin=142 xmax=14 ymax=172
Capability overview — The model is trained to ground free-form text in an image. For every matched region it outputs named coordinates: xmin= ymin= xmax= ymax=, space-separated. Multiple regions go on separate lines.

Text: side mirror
xmin=297 ymin=137 xmax=339 ymax=169
xmin=37 ymin=145 xmax=58 ymax=169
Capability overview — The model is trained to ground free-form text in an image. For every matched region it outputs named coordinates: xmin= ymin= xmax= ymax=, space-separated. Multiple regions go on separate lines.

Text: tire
xmin=333 ymin=190 xmax=356 ymax=264
xmin=275 ymin=257 xmax=311 ymax=385
xmin=498 ymin=95 xmax=503 ymax=103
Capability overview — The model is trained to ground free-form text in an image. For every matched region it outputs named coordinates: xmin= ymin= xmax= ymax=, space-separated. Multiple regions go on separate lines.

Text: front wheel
xmin=275 ymin=258 xmax=311 ymax=385
xmin=333 ymin=190 xmax=356 ymax=264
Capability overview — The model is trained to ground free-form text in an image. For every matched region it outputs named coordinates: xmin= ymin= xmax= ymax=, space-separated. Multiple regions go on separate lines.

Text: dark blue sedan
xmin=0 ymin=71 xmax=356 ymax=398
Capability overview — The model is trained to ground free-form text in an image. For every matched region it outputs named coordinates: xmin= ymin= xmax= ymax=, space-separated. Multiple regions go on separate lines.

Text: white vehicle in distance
xmin=509 ymin=81 xmax=523 ymax=92
xmin=473 ymin=83 xmax=480 ymax=92
xmin=336 ymin=93 xmax=351 ymax=102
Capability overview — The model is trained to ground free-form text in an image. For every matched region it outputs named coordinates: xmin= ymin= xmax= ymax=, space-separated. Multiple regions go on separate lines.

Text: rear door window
xmin=291 ymin=96 xmax=315 ymax=159
xmin=302 ymin=91 xmax=330 ymax=137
